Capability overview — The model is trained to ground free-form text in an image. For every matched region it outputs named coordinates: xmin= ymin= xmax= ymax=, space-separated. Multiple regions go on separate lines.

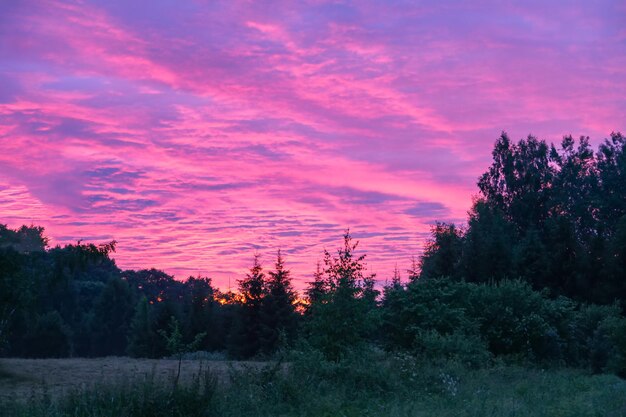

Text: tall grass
xmin=3 ymin=348 xmax=626 ymax=417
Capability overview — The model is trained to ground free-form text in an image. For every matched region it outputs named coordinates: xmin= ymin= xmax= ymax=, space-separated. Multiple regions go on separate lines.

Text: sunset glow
xmin=1 ymin=0 xmax=624 ymax=288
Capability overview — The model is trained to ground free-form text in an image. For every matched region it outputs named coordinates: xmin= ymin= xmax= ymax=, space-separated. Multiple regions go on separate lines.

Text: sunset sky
xmin=1 ymin=0 xmax=624 ymax=289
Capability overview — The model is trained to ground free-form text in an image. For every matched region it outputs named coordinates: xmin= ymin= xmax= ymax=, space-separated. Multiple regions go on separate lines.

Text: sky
xmin=0 ymin=0 xmax=625 ymax=290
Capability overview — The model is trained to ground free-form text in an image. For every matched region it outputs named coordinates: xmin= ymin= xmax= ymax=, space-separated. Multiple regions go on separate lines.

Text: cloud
xmin=404 ymin=202 xmax=450 ymax=219
xmin=0 ymin=0 xmax=624 ymax=288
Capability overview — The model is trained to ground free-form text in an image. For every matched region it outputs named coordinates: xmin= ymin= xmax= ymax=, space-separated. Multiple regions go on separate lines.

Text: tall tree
xmin=228 ymin=255 xmax=266 ymax=358
xmin=260 ymin=250 xmax=297 ymax=355
xmin=183 ymin=276 xmax=215 ymax=350
xmin=460 ymin=201 xmax=514 ymax=283
xmin=307 ymin=231 xmax=375 ymax=360
xmin=597 ymin=132 xmax=626 ymax=234
xmin=478 ymin=133 xmax=554 ymax=234
xmin=305 ymin=261 xmax=327 ymax=309
xmin=419 ymin=222 xmax=463 ymax=280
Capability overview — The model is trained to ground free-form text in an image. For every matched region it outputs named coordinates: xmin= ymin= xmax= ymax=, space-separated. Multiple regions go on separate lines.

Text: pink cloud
xmin=0 ymin=0 xmax=624 ymax=289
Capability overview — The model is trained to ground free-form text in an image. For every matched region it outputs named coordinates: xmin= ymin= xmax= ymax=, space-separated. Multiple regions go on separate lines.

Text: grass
xmin=1 ymin=349 xmax=626 ymax=417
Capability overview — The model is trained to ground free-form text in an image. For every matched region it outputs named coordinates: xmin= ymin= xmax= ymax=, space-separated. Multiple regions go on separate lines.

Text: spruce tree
xmin=230 ymin=255 xmax=266 ymax=358
xmin=260 ymin=250 xmax=297 ymax=355
xmin=306 ymin=262 xmax=326 ymax=302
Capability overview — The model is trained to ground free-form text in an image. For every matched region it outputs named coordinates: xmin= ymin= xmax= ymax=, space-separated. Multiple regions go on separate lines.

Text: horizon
xmin=1 ymin=0 xmax=625 ymax=289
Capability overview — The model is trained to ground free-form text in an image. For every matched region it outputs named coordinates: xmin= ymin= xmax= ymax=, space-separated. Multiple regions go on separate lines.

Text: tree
xmin=127 ymin=296 xmax=156 ymax=358
xmin=407 ymin=256 xmax=420 ymax=283
xmin=21 ymin=311 xmax=72 ymax=358
xmin=597 ymin=132 xmax=626 ymax=234
xmin=0 ymin=224 xmax=48 ymax=253
xmin=183 ymin=276 xmax=215 ymax=350
xmin=260 ymin=250 xmax=297 ymax=355
xmin=460 ymin=201 xmax=514 ymax=283
xmin=550 ymin=136 xmax=599 ymax=243
xmin=0 ymin=248 xmax=29 ymax=351
xmin=419 ymin=222 xmax=463 ymax=280
xmin=512 ymin=228 xmax=550 ymax=288
xmin=306 ymin=231 xmax=376 ymax=360
xmin=91 ymin=277 xmax=135 ymax=356
xmin=228 ymin=255 xmax=266 ymax=358
xmin=478 ymin=133 xmax=554 ymax=234
xmin=305 ymin=261 xmax=327 ymax=310
xmin=158 ymin=316 xmax=206 ymax=387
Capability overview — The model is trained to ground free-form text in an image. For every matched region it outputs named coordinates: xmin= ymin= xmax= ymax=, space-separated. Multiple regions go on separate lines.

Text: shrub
xmin=413 ymin=330 xmax=492 ymax=368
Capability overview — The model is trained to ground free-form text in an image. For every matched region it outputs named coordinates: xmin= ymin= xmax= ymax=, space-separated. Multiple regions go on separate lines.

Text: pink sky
xmin=1 ymin=0 xmax=624 ymax=289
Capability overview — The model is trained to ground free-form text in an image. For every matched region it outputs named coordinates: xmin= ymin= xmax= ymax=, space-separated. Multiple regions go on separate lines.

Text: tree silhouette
xmin=260 ymin=250 xmax=297 ymax=355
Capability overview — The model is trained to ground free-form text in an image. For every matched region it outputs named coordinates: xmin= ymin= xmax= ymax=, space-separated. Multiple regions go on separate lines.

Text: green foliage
xmin=380 ymin=278 xmax=626 ymax=373
xmin=420 ymin=132 xmax=626 ymax=304
xmin=127 ymin=297 xmax=156 ymax=358
xmin=0 ymin=224 xmax=48 ymax=253
xmin=4 ymin=352 xmax=626 ymax=417
xmin=419 ymin=222 xmax=463 ymax=280
xmin=228 ymin=255 xmax=266 ymax=359
xmin=91 ymin=277 xmax=134 ymax=356
xmin=159 ymin=316 xmax=206 ymax=387
xmin=21 ymin=311 xmax=73 ymax=358
xmin=159 ymin=316 xmax=206 ymax=358
xmin=413 ymin=330 xmax=492 ymax=368
xmin=305 ymin=231 xmax=378 ymax=360
xmin=259 ymin=250 xmax=297 ymax=356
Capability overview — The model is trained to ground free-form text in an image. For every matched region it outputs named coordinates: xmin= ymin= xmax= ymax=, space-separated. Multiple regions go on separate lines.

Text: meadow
xmin=1 ymin=351 xmax=626 ymax=417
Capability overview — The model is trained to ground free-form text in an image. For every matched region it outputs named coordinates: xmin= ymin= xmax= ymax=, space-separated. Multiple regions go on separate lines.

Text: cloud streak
xmin=0 ymin=0 xmax=624 ymax=288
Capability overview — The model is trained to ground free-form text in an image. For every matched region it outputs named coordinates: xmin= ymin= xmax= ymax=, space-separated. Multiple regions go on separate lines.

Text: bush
xmin=413 ymin=330 xmax=492 ymax=368
xmin=21 ymin=311 xmax=72 ymax=358
xmin=381 ymin=278 xmax=626 ymax=374
xmin=465 ymin=280 xmax=567 ymax=362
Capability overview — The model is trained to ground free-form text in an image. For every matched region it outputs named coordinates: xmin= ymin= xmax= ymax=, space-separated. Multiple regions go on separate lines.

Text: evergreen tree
xmin=259 ymin=250 xmax=297 ymax=355
xmin=229 ymin=255 xmax=266 ymax=358
xmin=407 ymin=256 xmax=420 ymax=283
xmin=305 ymin=261 xmax=327 ymax=310
xmin=307 ymin=231 xmax=375 ymax=360
xmin=419 ymin=222 xmax=463 ymax=280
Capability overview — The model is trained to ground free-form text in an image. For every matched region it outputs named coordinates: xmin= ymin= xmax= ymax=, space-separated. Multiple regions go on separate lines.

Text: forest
xmin=1 ymin=132 xmax=626 ymax=364
xmin=1 ymin=132 xmax=626 ymax=415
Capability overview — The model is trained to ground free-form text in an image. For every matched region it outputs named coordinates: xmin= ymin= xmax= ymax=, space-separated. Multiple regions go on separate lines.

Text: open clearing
xmin=0 ymin=357 xmax=264 ymax=401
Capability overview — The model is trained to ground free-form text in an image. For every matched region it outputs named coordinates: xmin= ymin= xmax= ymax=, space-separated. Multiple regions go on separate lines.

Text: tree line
xmin=0 ymin=131 xmax=625 ymax=375
xmin=420 ymin=132 xmax=626 ymax=305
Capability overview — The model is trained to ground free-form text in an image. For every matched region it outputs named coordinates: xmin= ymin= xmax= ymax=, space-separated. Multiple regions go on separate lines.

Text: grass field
xmin=1 ymin=353 xmax=626 ymax=416
xmin=0 ymin=357 xmax=265 ymax=401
